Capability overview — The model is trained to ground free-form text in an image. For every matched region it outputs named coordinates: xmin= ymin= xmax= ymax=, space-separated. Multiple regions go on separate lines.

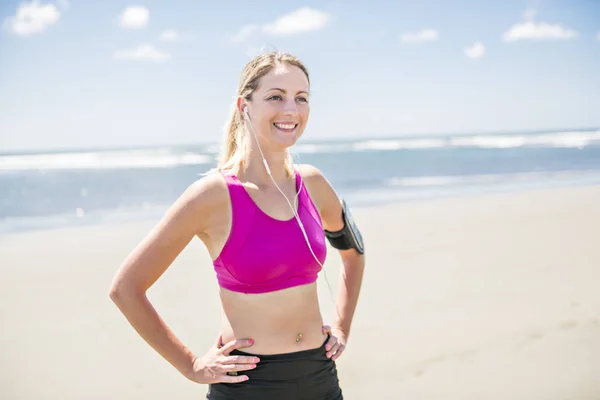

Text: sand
xmin=1 ymin=185 xmax=599 ymax=399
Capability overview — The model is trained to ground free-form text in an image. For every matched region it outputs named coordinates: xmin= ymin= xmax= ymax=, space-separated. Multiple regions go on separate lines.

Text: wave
xmin=3 ymin=129 xmax=599 ymax=171
xmin=297 ymin=129 xmax=600 ymax=153
xmin=448 ymin=130 xmax=600 ymax=149
xmin=352 ymin=138 xmax=447 ymax=151
xmin=385 ymin=170 xmax=599 ymax=188
xmin=0 ymin=148 xmax=212 ymax=171
xmin=293 ymin=143 xmax=352 ymax=154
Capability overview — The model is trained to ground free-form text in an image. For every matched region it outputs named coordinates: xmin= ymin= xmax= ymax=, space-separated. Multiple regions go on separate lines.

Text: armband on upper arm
xmin=324 ymin=199 xmax=364 ymax=254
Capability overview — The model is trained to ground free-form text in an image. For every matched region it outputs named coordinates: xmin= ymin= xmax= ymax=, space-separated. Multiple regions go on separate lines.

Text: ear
xmin=236 ymin=96 xmax=247 ymax=116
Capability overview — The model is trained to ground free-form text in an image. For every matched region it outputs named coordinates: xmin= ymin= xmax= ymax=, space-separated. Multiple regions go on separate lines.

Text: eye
xmin=296 ymin=96 xmax=308 ymax=103
xmin=267 ymin=95 xmax=283 ymax=101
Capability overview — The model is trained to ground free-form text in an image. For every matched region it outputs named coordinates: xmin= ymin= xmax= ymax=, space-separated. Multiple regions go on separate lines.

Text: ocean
xmin=2 ymin=128 xmax=600 ymax=234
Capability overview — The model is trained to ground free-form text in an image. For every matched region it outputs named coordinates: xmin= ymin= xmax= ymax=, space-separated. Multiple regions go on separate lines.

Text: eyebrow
xmin=266 ymin=88 xmax=309 ymax=95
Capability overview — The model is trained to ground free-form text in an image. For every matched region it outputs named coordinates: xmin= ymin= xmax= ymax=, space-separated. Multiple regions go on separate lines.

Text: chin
xmin=271 ymin=129 xmax=303 ymax=149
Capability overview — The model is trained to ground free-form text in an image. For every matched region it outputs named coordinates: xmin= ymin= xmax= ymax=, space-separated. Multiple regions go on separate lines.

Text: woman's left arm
xmin=331 ymin=248 xmax=365 ymax=343
xmin=299 ymin=165 xmax=366 ymax=360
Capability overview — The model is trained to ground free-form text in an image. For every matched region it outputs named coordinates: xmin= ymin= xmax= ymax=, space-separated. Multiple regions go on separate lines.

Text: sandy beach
xmin=1 ymin=185 xmax=599 ymax=399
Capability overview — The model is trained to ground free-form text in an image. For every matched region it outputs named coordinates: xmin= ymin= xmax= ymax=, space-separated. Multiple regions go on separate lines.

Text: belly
xmin=218 ymin=282 xmax=328 ymax=355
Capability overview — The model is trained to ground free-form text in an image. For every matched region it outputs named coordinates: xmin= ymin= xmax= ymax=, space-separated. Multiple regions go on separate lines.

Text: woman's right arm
xmin=108 ymin=174 xmax=254 ymax=382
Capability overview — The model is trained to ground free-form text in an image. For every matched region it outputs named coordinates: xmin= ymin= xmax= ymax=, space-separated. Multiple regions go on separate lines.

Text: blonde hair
xmin=217 ymin=51 xmax=310 ymax=177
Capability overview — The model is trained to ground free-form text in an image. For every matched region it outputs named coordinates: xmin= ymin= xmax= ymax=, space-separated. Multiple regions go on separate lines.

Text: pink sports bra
xmin=212 ymin=169 xmax=327 ymax=294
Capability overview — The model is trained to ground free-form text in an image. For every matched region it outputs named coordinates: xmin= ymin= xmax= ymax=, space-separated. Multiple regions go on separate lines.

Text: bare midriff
xmin=218 ymin=282 xmax=328 ymax=355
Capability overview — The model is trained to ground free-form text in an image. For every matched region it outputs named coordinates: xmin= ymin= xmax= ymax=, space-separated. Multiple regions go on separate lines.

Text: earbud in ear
xmin=243 ymin=106 xmax=248 ymax=119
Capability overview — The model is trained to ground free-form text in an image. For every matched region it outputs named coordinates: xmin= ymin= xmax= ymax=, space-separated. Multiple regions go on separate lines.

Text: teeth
xmin=274 ymin=123 xmax=296 ymax=130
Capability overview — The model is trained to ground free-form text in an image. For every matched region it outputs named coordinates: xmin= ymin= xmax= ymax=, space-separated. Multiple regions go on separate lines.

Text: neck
xmin=240 ymin=148 xmax=292 ymax=187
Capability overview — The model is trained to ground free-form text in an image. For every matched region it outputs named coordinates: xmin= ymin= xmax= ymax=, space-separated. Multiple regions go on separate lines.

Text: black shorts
xmin=206 ymin=335 xmax=343 ymax=400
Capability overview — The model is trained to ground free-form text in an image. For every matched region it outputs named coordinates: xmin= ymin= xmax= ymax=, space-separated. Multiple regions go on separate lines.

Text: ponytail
xmin=217 ymin=103 xmax=243 ymax=172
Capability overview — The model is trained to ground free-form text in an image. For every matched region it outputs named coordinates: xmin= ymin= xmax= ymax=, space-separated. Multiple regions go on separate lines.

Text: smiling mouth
xmin=273 ymin=123 xmax=298 ymax=132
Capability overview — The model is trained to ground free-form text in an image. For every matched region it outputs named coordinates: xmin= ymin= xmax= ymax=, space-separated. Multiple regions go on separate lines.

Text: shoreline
xmin=3 ymin=174 xmax=600 ymax=236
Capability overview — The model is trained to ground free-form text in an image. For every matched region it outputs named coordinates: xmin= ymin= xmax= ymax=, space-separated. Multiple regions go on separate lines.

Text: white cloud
xmin=57 ymin=0 xmax=69 ymax=9
xmin=3 ymin=1 xmax=60 ymax=36
xmin=159 ymin=29 xmax=180 ymax=42
xmin=118 ymin=6 xmax=149 ymax=29
xmin=503 ymin=21 xmax=577 ymax=41
xmin=465 ymin=41 xmax=485 ymax=59
xmin=262 ymin=7 xmax=329 ymax=36
xmin=113 ymin=44 xmax=170 ymax=62
xmin=231 ymin=7 xmax=329 ymax=42
xmin=399 ymin=29 xmax=439 ymax=43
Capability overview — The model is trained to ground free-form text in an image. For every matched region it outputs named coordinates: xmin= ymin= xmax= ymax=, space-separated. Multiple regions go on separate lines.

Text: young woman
xmin=109 ymin=51 xmax=366 ymax=399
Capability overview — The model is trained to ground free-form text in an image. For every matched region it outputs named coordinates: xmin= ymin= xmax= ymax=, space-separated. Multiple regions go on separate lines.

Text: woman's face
xmin=242 ymin=64 xmax=310 ymax=151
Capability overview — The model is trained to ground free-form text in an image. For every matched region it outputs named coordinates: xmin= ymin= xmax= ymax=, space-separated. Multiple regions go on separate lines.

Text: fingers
xmin=212 ymin=339 xmax=258 ymax=384
xmin=327 ymin=342 xmax=345 ymax=361
xmin=223 ymin=355 xmax=260 ymax=365
xmin=220 ymin=374 xmax=249 ymax=383
xmin=322 ymin=325 xmax=347 ymax=360
xmin=218 ymin=356 xmax=257 ymax=384
xmin=324 ymin=335 xmax=337 ymax=352
xmin=222 ymin=363 xmax=257 ymax=372
xmin=218 ymin=357 xmax=257 ymax=384
xmin=219 ymin=339 xmax=254 ymax=356
xmin=323 ymin=327 xmax=345 ymax=360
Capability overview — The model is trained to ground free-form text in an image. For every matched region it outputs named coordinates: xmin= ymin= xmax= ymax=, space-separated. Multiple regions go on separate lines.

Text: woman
xmin=109 ymin=51 xmax=366 ymax=399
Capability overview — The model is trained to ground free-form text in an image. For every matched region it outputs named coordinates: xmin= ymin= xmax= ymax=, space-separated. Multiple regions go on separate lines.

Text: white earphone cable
xmin=242 ymin=108 xmax=340 ymax=320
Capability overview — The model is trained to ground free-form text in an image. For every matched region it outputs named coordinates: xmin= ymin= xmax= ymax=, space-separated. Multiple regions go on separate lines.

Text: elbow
xmin=108 ymin=278 xmax=140 ymax=305
xmin=108 ymin=280 xmax=124 ymax=304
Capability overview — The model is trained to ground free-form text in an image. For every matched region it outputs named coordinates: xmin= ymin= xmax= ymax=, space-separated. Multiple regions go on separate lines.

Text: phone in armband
xmin=324 ymin=199 xmax=364 ymax=254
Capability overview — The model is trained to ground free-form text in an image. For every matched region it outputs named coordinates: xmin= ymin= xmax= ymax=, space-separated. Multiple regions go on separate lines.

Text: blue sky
xmin=1 ymin=0 xmax=599 ymax=152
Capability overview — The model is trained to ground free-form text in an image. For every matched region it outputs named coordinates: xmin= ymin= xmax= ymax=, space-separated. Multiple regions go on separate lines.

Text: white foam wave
xmin=302 ymin=129 xmax=600 ymax=153
xmin=387 ymin=170 xmax=596 ymax=188
xmin=0 ymin=149 xmax=212 ymax=171
xmin=450 ymin=130 xmax=600 ymax=149
xmin=3 ymin=130 xmax=598 ymax=171
xmin=293 ymin=143 xmax=351 ymax=154
xmin=352 ymin=138 xmax=447 ymax=151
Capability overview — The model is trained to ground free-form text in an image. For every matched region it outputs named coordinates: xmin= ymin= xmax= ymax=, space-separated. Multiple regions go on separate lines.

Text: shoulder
xmin=296 ymin=163 xmax=327 ymax=187
xmin=296 ymin=163 xmax=332 ymax=200
xmin=182 ymin=171 xmax=229 ymax=207
xmin=296 ymin=164 xmax=344 ymax=232
xmin=170 ymin=170 xmax=230 ymax=235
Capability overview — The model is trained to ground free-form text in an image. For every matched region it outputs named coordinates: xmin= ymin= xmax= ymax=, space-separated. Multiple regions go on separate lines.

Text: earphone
xmin=241 ymin=105 xmax=339 ymax=315
xmin=242 ymin=105 xmax=307 ymax=250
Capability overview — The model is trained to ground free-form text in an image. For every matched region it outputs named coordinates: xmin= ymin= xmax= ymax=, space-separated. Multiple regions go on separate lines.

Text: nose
xmin=283 ymin=99 xmax=299 ymax=116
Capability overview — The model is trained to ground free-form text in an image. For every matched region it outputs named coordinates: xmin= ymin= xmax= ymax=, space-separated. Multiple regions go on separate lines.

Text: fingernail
xmin=254 ymin=357 xmax=260 ymax=363
xmin=248 ymin=339 xmax=254 ymax=345
xmin=244 ymin=376 xmax=249 ymax=381
xmin=251 ymin=364 xmax=256 ymax=368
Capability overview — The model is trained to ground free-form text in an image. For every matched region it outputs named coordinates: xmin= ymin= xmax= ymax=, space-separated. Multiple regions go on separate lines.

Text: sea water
xmin=2 ymin=128 xmax=600 ymax=234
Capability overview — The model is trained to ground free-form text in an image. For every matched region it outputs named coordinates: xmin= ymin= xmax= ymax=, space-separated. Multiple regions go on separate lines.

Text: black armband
xmin=324 ymin=199 xmax=364 ymax=254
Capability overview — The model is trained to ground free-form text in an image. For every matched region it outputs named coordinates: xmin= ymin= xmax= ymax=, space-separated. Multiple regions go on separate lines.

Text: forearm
xmin=334 ymin=252 xmax=365 ymax=336
xmin=110 ymin=289 xmax=197 ymax=379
